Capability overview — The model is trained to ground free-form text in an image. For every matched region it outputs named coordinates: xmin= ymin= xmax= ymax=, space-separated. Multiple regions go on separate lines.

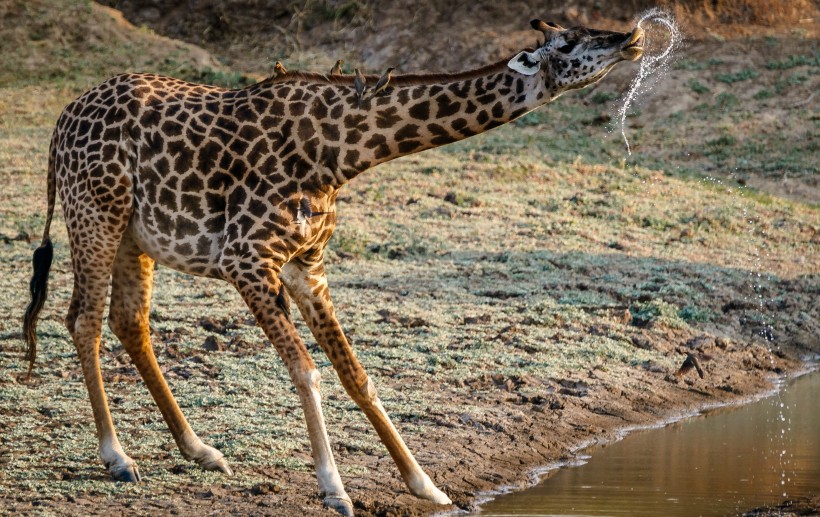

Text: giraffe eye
xmin=558 ymin=42 xmax=576 ymax=53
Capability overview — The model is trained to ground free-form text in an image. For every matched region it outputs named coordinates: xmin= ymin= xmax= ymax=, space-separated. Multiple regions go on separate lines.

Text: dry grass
xmin=669 ymin=0 xmax=818 ymax=26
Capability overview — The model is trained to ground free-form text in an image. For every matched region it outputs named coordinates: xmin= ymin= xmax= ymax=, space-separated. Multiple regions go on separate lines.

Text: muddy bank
xmin=743 ymin=495 xmax=820 ymax=517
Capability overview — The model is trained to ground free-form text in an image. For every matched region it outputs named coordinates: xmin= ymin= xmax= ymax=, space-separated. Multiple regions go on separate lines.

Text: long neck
xmin=252 ymin=60 xmax=549 ymax=189
xmin=338 ymin=67 xmax=546 ymax=181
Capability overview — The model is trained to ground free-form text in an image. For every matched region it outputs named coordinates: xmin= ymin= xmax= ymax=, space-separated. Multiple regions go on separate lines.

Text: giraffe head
xmin=509 ymin=19 xmax=645 ymax=96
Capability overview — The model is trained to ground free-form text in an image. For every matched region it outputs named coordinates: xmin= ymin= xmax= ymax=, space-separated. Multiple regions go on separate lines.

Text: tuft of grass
xmin=715 ymin=69 xmax=759 ymax=84
xmin=765 ymin=54 xmax=818 ymax=70
xmin=714 ymin=92 xmax=738 ymax=112
xmin=674 ymin=58 xmax=724 ymax=71
xmin=678 ymin=305 xmax=713 ymax=323
xmin=786 ymin=73 xmax=808 ymax=85
xmin=705 ymin=133 xmax=737 ymax=161
xmin=590 ymin=91 xmax=619 ymax=104
xmin=688 ymin=79 xmax=710 ymax=94
xmin=328 ymin=226 xmax=371 ymax=257
xmin=630 ymin=300 xmax=687 ymax=329
xmin=753 ymin=89 xmax=773 ymax=100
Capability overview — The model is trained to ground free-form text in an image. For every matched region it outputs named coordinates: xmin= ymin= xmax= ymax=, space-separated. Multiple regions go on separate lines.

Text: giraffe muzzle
xmin=620 ymin=27 xmax=645 ymax=61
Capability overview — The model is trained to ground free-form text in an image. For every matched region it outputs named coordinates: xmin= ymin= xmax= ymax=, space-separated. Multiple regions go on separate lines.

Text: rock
xmin=631 ymin=335 xmax=654 ymax=350
xmin=202 ymin=336 xmax=224 ymax=352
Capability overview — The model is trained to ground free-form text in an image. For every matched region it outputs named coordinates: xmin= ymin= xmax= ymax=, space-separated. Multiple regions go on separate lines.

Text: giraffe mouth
xmin=620 ymin=27 xmax=645 ymax=61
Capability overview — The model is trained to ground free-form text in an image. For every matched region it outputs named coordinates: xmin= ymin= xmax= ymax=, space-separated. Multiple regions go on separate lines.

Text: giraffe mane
xmin=251 ymin=51 xmax=533 ymax=90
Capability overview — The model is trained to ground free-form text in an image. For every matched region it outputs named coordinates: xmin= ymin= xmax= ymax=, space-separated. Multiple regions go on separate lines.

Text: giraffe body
xmin=23 ymin=19 xmax=644 ymax=514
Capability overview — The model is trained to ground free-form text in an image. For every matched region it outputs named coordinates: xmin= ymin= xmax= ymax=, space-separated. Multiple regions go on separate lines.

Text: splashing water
xmin=619 ymin=8 xmax=683 ymax=155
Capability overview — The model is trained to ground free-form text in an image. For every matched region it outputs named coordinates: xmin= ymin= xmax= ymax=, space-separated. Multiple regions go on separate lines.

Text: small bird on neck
xmin=354 ymin=68 xmax=367 ymax=108
xmin=370 ymin=67 xmax=395 ymax=98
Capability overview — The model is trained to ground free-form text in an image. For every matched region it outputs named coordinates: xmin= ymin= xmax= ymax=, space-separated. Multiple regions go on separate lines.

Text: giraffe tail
xmin=22 ymin=139 xmax=56 ymax=379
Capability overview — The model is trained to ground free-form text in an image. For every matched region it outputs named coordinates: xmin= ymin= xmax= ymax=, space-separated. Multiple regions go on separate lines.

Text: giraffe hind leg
xmin=108 ymin=234 xmax=232 ymax=475
xmin=64 ymin=222 xmax=140 ymax=482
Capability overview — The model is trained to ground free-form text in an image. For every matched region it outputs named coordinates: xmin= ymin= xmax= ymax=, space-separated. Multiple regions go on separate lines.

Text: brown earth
xmin=99 ymin=0 xmax=818 ymax=73
xmin=0 ymin=1 xmax=818 ymax=516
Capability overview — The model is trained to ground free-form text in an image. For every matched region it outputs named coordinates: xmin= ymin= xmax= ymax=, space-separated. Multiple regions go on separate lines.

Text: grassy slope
xmin=0 ymin=0 xmax=818 ymax=513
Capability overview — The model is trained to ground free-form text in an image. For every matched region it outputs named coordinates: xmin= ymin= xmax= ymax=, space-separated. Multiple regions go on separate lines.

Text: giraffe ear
xmin=508 ymin=50 xmax=542 ymax=76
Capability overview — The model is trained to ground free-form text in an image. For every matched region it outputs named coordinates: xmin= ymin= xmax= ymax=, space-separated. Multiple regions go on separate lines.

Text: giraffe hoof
xmin=200 ymin=456 xmax=234 ymax=476
xmin=323 ymin=495 xmax=354 ymax=517
xmin=409 ymin=477 xmax=452 ymax=505
xmin=419 ymin=486 xmax=451 ymax=505
xmin=110 ymin=463 xmax=141 ymax=482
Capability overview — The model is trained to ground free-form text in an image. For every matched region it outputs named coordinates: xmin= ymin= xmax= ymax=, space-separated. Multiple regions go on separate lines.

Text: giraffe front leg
xmin=282 ymin=259 xmax=452 ymax=506
xmin=226 ymin=259 xmax=352 ymax=516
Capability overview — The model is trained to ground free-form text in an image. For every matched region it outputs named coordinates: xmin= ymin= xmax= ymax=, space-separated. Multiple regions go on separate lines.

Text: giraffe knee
xmin=64 ymin=299 xmax=80 ymax=338
xmin=107 ymin=314 xmax=127 ymax=341
xmin=354 ymin=377 xmax=378 ymax=406
xmin=107 ymin=308 xmax=146 ymax=346
xmin=107 ymin=306 xmax=134 ymax=341
xmin=302 ymin=369 xmax=322 ymax=392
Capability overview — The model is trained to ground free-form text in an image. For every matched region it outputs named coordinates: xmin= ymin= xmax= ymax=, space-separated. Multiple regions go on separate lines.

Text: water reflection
xmin=479 ymin=372 xmax=819 ymax=516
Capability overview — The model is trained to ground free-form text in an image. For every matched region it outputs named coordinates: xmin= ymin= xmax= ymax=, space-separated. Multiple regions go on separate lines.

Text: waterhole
xmin=478 ymin=371 xmax=819 ymax=516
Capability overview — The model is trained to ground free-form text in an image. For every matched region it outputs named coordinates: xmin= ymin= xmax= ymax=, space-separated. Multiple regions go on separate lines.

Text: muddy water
xmin=479 ymin=372 xmax=819 ymax=516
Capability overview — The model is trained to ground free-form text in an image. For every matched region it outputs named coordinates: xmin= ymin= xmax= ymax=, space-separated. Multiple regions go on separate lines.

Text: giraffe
xmin=22 ymin=20 xmax=645 ymax=515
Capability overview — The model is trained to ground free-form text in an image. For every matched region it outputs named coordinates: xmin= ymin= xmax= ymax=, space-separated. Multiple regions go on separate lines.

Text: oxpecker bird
xmin=330 ymin=59 xmax=344 ymax=76
xmin=298 ymin=197 xmax=332 ymax=220
xmin=274 ymin=61 xmax=287 ymax=77
xmin=354 ymin=68 xmax=366 ymax=108
xmin=371 ymin=67 xmax=395 ymax=97
xmin=675 ymin=353 xmax=705 ymax=379
xmin=296 ymin=197 xmax=331 ymax=237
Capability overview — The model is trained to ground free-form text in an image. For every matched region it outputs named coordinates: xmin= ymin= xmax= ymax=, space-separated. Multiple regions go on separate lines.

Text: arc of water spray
xmin=619 ymin=8 xmax=682 ymax=155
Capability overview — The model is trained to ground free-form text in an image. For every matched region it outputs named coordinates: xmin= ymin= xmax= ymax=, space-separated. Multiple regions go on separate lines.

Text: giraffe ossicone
xmin=22 ymin=17 xmax=645 ymax=515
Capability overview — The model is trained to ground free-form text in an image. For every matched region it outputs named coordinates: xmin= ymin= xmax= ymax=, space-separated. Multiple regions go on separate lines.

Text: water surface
xmin=479 ymin=372 xmax=819 ymax=516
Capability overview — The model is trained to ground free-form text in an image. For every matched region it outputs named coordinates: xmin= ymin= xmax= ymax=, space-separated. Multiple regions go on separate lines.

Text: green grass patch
xmin=590 ymin=91 xmax=619 ymax=104
xmin=630 ymin=300 xmax=687 ymax=329
xmin=674 ymin=58 xmax=724 ymax=71
xmin=688 ymin=79 xmax=710 ymax=94
xmin=765 ymin=54 xmax=818 ymax=70
xmin=714 ymin=92 xmax=739 ymax=112
xmin=753 ymin=89 xmax=774 ymax=100
xmin=715 ymin=69 xmax=759 ymax=84
xmin=678 ymin=305 xmax=713 ymax=323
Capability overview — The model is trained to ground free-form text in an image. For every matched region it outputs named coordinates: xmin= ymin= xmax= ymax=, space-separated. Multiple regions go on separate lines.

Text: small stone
xmin=202 ymin=336 xmax=224 ymax=352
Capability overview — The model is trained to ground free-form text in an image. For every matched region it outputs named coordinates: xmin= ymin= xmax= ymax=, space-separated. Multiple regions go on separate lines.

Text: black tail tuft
xmin=23 ymin=238 xmax=54 ymax=378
